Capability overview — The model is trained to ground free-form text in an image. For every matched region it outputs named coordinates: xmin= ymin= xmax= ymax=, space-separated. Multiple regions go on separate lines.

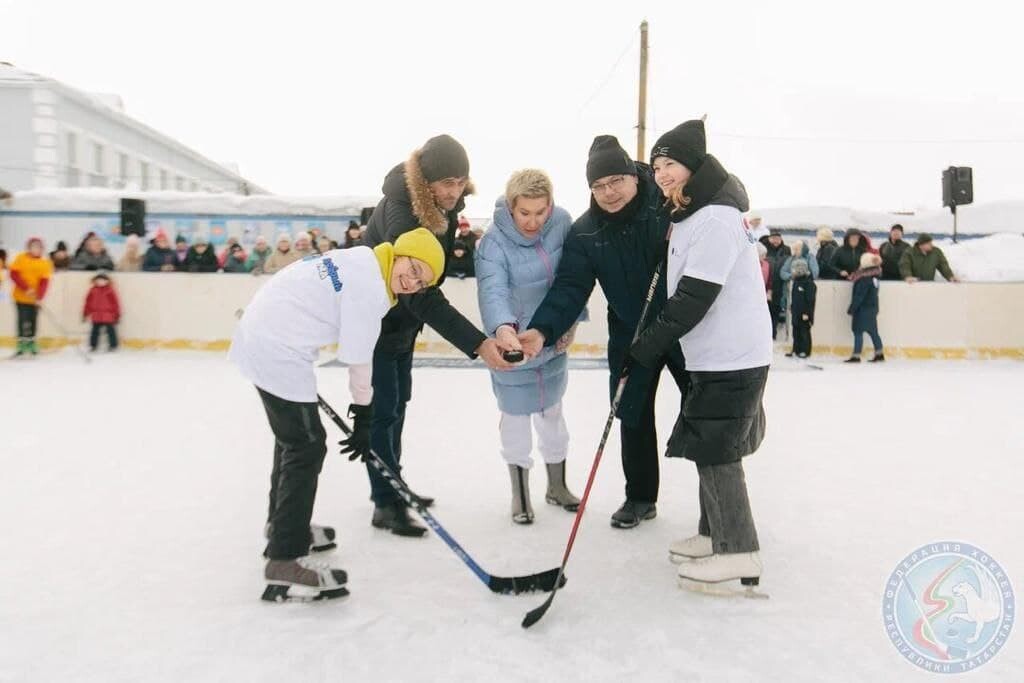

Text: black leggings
xmin=16 ymin=303 xmax=38 ymax=340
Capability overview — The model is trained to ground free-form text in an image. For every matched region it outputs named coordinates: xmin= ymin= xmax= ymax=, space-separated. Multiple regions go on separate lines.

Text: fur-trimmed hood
xmin=379 ymin=153 xmax=475 ymax=236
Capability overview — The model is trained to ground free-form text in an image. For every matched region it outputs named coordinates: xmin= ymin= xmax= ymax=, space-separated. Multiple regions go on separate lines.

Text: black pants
xmin=16 ymin=303 xmax=38 ymax=339
xmin=791 ymin=319 xmax=812 ymax=356
xmin=89 ymin=323 xmax=118 ymax=350
xmin=618 ymin=354 xmax=688 ymax=503
xmin=365 ymin=348 xmax=413 ymax=506
xmin=257 ymin=387 xmax=328 ymax=560
xmin=768 ymin=301 xmax=781 ymax=340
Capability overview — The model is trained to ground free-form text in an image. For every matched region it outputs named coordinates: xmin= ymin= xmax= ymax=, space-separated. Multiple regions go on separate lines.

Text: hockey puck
xmin=503 ymin=350 xmax=525 ymax=363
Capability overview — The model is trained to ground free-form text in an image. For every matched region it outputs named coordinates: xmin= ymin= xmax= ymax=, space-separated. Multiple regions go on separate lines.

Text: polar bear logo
xmin=948 ymin=564 xmax=1001 ymax=644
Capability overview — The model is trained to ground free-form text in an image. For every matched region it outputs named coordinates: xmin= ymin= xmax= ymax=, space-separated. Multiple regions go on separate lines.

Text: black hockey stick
xmin=317 ymin=395 xmax=564 ymax=595
xmin=522 ymin=261 xmax=664 ymax=629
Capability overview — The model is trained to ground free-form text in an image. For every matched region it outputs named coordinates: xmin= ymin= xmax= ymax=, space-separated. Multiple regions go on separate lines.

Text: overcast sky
xmin=3 ymin=0 xmax=1022 ymax=218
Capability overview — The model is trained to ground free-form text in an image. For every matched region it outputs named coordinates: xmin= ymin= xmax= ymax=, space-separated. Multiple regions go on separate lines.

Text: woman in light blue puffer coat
xmin=475 ymin=169 xmax=583 ymax=524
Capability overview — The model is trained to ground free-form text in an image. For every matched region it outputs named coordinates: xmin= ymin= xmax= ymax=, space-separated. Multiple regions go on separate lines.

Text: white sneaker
xmin=677 ymin=551 xmax=762 ymax=585
xmin=668 ymin=534 xmax=713 ymax=563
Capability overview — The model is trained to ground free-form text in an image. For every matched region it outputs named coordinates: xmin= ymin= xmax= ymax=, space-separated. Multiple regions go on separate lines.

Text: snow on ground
xmin=2 ymin=352 xmax=1022 ymax=682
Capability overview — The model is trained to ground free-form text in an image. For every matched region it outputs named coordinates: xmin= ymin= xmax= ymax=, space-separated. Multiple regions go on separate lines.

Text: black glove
xmin=339 ymin=403 xmax=372 ymax=462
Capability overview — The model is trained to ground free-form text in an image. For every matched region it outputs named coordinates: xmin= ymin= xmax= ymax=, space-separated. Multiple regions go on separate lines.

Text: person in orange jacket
xmin=9 ymin=237 xmax=54 ymax=357
xmin=82 ymin=272 xmax=121 ymax=352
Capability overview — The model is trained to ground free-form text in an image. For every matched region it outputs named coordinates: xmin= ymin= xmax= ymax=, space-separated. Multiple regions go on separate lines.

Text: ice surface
xmin=1 ymin=352 xmax=1021 ymax=682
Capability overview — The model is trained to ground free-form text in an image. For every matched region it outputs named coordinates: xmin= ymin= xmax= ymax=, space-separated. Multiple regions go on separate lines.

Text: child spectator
xmin=445 ymin=239 xmax=475 ymax=278
xmin=82 ymin=272 xmax=120 ymax=352
xmin=845 ymin=253 xmax=884 ymax=363
xmin=9 ymin=237 xmax=53 ymax=357
xmin=756 ymin=242 xmax=770 ymax=300
xmin=316 ymin=235 xmax=332 ymax=255
xmin=787 ymin=258 xmax=817 ymax=358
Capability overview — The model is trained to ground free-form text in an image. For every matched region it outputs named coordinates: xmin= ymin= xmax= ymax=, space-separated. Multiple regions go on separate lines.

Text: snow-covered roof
xmin=758 ymin=201 xmax=1024 ymax=236
xmin=2 ymin=187 xmax=378 ymax=217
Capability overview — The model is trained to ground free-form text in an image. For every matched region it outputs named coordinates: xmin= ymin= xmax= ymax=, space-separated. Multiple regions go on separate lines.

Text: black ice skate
xmin=262 ymin=556 xmax=349 ymax=603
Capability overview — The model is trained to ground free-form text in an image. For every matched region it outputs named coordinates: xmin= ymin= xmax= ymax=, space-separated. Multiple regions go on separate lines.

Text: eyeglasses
xmin=590 ymin=176 xmax=627 ymax=195
xmin=405 ymin=259 xmax=428 ymax=290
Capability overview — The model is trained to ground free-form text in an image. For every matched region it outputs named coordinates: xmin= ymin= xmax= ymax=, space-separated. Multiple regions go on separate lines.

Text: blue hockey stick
xmin=317 ymin=395 xmax=564 ymax=595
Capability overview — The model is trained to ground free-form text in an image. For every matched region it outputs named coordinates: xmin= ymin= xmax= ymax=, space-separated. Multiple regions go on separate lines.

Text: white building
xmin=0 ymin=62 xmax=267 ymax=195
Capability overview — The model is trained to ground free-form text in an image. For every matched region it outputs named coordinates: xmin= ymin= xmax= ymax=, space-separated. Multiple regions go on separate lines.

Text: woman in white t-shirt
xmin=629 ymin=119 xmax=772 ymax=595
xmin=230 ymin=228 xmax=444 ymax=602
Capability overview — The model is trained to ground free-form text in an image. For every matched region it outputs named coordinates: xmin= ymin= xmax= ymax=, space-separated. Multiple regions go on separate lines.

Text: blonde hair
xmin=505 ymin=169 xmax=553 ymax=210
xmin=790 ymin=240 xmax=804 ymax=257
xmin=667 ymin=185 xmax=692 ymax=213
xmin=816 ymin=227 xmax=834 ymax=242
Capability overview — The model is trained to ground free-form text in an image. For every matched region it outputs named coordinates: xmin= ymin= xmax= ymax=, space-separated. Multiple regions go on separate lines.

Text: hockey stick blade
xmin=522 ymin=590 xmax=557 ymax=628
xmin=488 ymin=568 xmax=566 ymax=595
xmin=319 ymin=395 xmax=564 ymax=598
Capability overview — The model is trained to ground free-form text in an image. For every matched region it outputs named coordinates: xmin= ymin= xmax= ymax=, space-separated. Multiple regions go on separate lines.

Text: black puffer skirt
xmin=665 ymin=365 xmax=768 ymax=466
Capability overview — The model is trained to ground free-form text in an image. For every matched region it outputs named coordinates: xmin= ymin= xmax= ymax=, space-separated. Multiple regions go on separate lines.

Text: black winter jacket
xmin=361 ymin=160 xmax=486 ymax=356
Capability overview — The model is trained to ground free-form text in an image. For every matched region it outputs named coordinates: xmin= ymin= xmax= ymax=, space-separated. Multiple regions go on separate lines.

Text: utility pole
xmin=636 ymin=20 xmax=649 ymax=161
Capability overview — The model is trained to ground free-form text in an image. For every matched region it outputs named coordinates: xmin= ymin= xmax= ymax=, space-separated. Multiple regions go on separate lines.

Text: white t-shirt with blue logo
xmin=666 ymin=205 xmax=773 ymax=372
xmin=230 ymin=246 xmax=391 ymax=403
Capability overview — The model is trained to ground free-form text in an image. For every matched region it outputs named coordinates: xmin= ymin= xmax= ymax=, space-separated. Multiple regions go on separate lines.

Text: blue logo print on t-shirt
xmin=316 ymin=257 xmax=343 ymax=292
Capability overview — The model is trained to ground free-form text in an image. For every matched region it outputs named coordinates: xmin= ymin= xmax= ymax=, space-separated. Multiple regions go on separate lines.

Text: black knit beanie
xmin=586 ymin=135 xmax=637 ymax=186
xmin=650 ymin=119 xmax=707 ymax=172
xmin=419 ymin=134 xmax=470 ymax=182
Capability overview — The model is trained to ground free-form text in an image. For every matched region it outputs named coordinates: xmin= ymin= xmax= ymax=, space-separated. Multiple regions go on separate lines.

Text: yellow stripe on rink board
xmin=1 ymin=336 xmax=1021 ymax=360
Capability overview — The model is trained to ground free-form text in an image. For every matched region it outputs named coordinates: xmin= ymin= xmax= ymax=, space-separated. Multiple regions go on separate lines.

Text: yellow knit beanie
xmin=393 ymin=228 xmax=445 ymax=286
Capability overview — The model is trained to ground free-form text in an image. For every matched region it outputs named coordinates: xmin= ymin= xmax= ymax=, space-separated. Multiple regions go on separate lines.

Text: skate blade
xmin=310 ymin=542 xmax=338 ymax=553
xmin=545 ymin=497 xmax=580 ymax=512
xmin=677 ymin=576 xmax=769 ymax=600
xmin=261 ymin=584 xmax=349 ymax=603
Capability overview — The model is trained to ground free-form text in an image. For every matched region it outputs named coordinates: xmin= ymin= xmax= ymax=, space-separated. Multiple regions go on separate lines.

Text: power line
xmin=577 ymin=34 xmax=638 ymax=116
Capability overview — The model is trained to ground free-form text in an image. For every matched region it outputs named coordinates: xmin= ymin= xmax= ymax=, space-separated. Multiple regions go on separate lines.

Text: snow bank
xmin=943 ymin=233 xmax=1024 ymax=282
xmin=759 ymin=200 xmax=1024 ymax=236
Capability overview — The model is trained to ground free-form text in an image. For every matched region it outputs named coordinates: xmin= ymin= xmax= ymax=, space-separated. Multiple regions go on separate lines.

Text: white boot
xmin=677 ymin=551 xmax=762 ymax=588
xmin=668 ymin=534 xmax=713 ymax=564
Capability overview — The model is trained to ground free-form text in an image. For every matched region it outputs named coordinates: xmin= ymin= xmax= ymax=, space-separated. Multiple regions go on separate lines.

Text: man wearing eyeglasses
xmin=519 ymin=135 xmax=688 ymax=529
xmin=361 ymin=134 xmax=514 ymax=537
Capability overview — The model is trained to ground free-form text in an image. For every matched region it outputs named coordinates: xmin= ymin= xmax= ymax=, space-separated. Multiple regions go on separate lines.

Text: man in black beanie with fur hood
xmin=361 ymin=134 xmax=514 ymax=536
xmin=520 ymin=134 xmax=688 ymax=530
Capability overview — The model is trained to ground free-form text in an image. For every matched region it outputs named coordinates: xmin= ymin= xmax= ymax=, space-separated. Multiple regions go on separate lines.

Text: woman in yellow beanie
xmin=229 ymin=228 xmax=442 ymax=603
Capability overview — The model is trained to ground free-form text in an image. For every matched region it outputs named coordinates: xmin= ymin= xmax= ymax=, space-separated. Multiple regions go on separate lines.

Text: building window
xmin=160 ymin=169 xmax=168 ymax=190
xmin=66 ymin=131 xmax=78 ymax=165
xmin=140 ymin=161 xmax=149 ymax=190
xmin=119 ymin=153 xmax=129 ymax=182
xmin=65 ymin=131 xmax=79 ymax=187
xmin=190 ymin=180 xmax=199 ymax=192
xmin=175 ymin=176 xmax=185 ymax=191
xmin=94 ymin=143 xmax=104 ymax=174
